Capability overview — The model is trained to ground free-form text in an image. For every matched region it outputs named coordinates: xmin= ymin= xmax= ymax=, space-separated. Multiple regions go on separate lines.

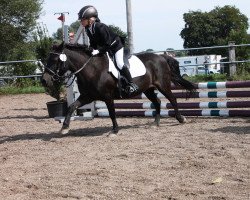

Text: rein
xmin=72 ymin=56 xmax=93 ymax=75
xmin=64 ymin=56 xmax=93 ymax=87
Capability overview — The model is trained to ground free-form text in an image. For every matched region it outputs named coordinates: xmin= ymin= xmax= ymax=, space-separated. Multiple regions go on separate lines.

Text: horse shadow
xmin=210 ymin=118 xmax=250 ymax=134
xmin=0 ymin=122 xmax=152 ymax=144
xmin=212 ymin=125 xmax=250 ymax=134
xmin=1 ymin=118 xmax=248 ymax=144
xmin=0 ymin=127 xmax=107 ymax=144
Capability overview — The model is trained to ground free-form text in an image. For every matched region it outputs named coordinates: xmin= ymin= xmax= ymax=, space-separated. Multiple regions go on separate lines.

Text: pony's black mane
xmin=64 ymin=43 xmax=92 ymax=54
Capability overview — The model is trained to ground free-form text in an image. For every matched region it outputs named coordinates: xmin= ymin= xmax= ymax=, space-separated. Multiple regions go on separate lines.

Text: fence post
xmin=63 ymin=25 xmax=69 ymax=44
xmin=228 ymin=41 xmax=236 ymax=76
xmin=126 ymin=0 xmax=134 ymax=54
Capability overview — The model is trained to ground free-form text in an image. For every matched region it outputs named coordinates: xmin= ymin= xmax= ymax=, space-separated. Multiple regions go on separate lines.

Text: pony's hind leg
xmin=157 ymin=87 xmax=186 ymax=124
xmin=144 ymin=88 xmax=161 ymax=126
xmin=104 ymin=99 xmax=119 ymax=134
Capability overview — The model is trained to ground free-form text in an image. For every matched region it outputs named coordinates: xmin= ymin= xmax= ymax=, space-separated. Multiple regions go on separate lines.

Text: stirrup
xmin=125 ymin=83 xmax=138 ymax=94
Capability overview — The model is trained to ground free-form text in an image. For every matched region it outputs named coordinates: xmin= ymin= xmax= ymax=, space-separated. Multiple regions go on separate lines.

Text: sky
xmin=38 ymin=0 xmax=250 ymax=53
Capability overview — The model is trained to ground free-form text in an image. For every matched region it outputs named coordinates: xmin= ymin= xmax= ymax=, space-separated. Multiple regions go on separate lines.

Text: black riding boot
xmin=120 ymin=66 xmax=139 ymax=95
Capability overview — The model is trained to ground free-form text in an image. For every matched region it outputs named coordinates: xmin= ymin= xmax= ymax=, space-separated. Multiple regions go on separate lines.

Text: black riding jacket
xmin=86 ymin=22 xmax=123 ymax=55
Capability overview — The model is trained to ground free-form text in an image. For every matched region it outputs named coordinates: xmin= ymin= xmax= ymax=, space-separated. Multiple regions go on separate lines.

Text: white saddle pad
xmin=108 ymin=54 xmax=146 ymax=79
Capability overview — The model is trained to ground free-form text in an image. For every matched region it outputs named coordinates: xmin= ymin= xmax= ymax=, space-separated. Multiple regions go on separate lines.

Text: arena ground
xmin=0 ymin=93 xmax=249 ymax=200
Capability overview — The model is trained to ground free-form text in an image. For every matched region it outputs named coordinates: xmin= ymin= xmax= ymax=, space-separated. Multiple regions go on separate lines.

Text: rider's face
xmin=80 ymin=19 xmax=88 ymax=27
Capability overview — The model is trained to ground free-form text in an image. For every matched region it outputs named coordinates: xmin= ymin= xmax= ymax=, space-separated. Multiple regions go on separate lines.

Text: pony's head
xmin=41 ymin=42 xmax=93 ymax=99
xmin=41 ymin=42 xmax=69 ymax=99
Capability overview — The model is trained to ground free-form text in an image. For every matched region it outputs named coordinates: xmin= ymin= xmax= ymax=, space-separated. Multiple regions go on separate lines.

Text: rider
xmin=78 ymin=5 xmax=138 ymax=95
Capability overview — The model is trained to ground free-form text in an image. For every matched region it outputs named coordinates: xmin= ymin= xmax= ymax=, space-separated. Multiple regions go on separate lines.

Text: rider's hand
xmin=92 ymin=50 xmax=99 ymax=56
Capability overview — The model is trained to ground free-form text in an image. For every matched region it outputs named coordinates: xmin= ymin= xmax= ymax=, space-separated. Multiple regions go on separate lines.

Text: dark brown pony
xmin=42 ymin=43 xmax=195 ymax=134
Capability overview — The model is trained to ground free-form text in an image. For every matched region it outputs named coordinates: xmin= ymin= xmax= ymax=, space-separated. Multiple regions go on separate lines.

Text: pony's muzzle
xmin=41 ymin=73 xmax=53 ymax=88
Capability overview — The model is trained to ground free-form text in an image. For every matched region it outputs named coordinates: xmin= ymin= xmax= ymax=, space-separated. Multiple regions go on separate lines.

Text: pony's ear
xmin=85 ymin=46 xmax=94 ymax=55
xmin=52 ymin=42 xmax=64 ymax=51
xmin=52 ymin=44 xmax=58 ymax=50
xmin=86 ymin=46 xmax=92 ymax=51
xmin=58 ymin=42 xmax=64 ymax=50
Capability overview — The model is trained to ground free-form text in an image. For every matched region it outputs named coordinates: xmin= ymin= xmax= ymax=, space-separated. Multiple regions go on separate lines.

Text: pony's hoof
xmin=107 ymin=133 xmax=117 ymax=138
xmin=112 ymin=128 xmax=119 ymax=134
xmin=177 ymin=115 xmax=187 ymax=124
xmin=59 ymin=128 xmax=70 ymax=135
xmin=153 ymin=121 xmax=160 ymax=127
xmin=180 ymin=116 xmax=187 ymax=123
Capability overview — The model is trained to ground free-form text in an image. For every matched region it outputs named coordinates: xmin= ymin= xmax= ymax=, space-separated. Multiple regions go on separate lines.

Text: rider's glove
xmin=92 ymin=50 xmax=99 ymax=56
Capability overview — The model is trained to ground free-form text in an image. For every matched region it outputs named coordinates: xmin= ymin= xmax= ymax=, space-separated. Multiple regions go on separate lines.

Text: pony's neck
xmin=64 ymin=48 xmax=90 ymax=72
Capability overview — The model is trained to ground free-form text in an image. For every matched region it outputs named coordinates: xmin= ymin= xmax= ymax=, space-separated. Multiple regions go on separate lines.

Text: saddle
xmin=108 ymin=48 xmax=144 ymax=97
xmin=107 ymin=49 xmax=145 ymax=77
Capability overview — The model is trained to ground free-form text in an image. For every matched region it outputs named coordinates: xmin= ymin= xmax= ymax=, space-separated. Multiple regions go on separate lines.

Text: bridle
xmin=44 ymin=51 xmax=93 ymax=86
xmin=43 ymin=52 xmax=68 ymax=81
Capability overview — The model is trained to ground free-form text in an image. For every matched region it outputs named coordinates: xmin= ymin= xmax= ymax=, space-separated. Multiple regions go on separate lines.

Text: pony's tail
xmin=161 ymin=55 xmax=196 ymax=98
xmin=172 ymin=73 xmax=196 ymax=98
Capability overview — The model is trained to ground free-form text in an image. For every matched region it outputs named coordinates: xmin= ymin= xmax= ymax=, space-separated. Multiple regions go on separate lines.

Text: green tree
xmin=10 ymin=43 xmax=37 ymax=76
xmin=166 ymin=48 xmax=187 ymax=57
xmin=52 ymin=22 xmax=128 ymax=46
xmin=180 ymin=5 xmax=249 ymax=59
xmin=33 ymin=23 xmax=53 ymax=66
xmin=108 ymin=24 xmax=128 ymax=47
xmin=52 ymin=27 xmax=71 ymax=42
xmin=70 ymin=21 xmax=81 ymax=33
xmin=52 ymin=21 xmax=80 ymax=42
xmin=0 ymin=0 xmax=44 ymax=61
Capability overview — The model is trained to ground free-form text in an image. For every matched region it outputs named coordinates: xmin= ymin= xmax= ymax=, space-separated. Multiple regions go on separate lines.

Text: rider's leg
xmin=114 ymin=48 xmax=138 ymax=94
xmin=120 ymin=66 xmax=138 ymax=92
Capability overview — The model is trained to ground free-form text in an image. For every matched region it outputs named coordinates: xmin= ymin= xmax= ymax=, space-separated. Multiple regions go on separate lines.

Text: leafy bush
xmin=186 ymin=73 xmax=228 ymax=82
xmin=186 ymin=71 xmax=250 ymax=83
xmin=0 ymin=79 xmax=45 ymax=95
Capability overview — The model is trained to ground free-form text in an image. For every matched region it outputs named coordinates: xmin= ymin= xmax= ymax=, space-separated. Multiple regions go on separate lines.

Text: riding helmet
xmin=78 ymin=5 xmax=98 ymax=20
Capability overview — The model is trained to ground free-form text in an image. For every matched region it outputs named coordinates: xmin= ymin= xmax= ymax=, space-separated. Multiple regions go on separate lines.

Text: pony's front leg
xmin=59 ymin=99 xmax=83 ymax=135
xmin=105 ymin=99 xmax=119 ymax=134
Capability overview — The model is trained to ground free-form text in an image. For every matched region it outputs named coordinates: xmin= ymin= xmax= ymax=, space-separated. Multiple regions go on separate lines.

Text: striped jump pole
xmin=95 ymin=100 xmax=250 ymax=109
xmin=171 ymin=80 xmax=250 ymax=90
xmin=94 ymin=80 xmax=250 ymax=118
xmin=131 ymin=90 xmax=250 ymax=99
xmin=97 ymin=109 xmax=250 ymax=117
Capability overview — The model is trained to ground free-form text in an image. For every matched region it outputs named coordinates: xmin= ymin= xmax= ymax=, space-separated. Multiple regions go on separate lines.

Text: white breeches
xmin=114 ymin=48 xmax=124 ymax=70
